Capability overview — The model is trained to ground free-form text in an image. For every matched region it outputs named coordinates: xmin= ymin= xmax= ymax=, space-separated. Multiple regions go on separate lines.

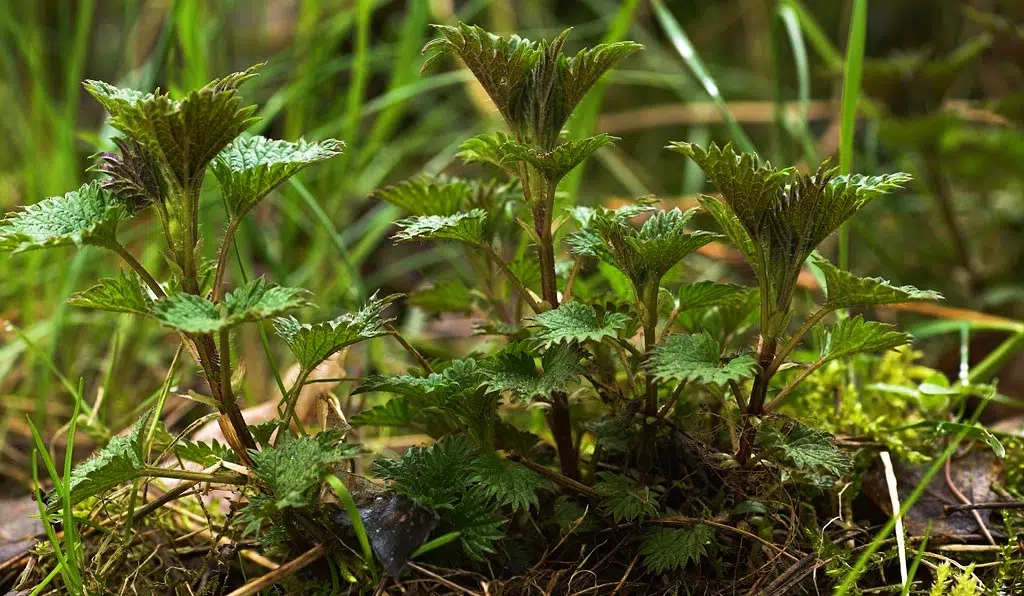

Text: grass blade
xmin=651 ymin=0 xmax=756 ymax=153
xmin=837 ymin=0 xmax=868 ymax=270
xmin=324 ymin=474 xmax=377 ymax=580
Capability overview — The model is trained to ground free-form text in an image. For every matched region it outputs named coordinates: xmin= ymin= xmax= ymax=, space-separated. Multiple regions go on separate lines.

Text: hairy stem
xmin=480 ymin=244 xmax=543 ymax=313
xmin=736 ymin=335 xmax=778 ymax=464
xmin=766 ymin=306 xmax=832 ymax=378
xmin=211 ymin=217 xmax=242 ymax=303
xmin=386 ymin=322 xmax=434 ymax=374
xmin=140 ymin=466 xmax=248 ymax=485
xmin=108 ymin=241 xmax=166 ymax=298
xmin=278 ymin=368 xmax=313 ymax=439
xmin=638 ymin=288 xmax=661 ymax=476
xmin=763 ymin=357 xmax=825 ymax=412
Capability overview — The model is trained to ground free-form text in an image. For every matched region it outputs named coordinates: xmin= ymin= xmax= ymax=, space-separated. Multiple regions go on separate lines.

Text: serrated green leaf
xmin=594 ymin=472 xmax=659 ymax=523
xmin=756 ymin=423 xmax=851 ymax=489
xmin=372 ymin=175 xmax=473 ymax=217
xmin=640 ymin=525 xmax=713 ymax=573
xmin=174 ymin=439 xmax=237 ymax=467
xmin=498 ymin=134 xmax=617 ymax=182
xmin=212 ymin=135 xmax=343 ymax=218
xmin=424 ymin=23 xmax=641 ymax=148
xmin=151 ymin=278 xmax=311 ymax=334
xmin=530 ymin=301 xmax=629 ymax=347
xmin=648 ymin=332 xmax=757 ymax=386
xmin=409 ymin=278 xmax=475 ymax=315
xmin=673 ymin=142 xmax=911 ymax=323
xmin=249 ymin=434 xmax=359 ymax=511
xmin=393 ymin=210 xmax=487 ymax=246
xmin=275 ymin=293 xmax=396 ymax=372
xmin=818 ymin=315 xmax=911 ymax=363
xmin=68 ymin=270 xmax=153 ymax=315
xmin=675 ymin=281 xmax=747 ymax=311
xmin=570 ymin=206 xmax=719 ymax=303
xmin=482 ymin=343 xmax=584 ymax=402
xmin=374 ymin=436 xmax=475 ymax=510
xmin=448 ymin=485 xmax=505 ymax=561
xmin=456 ymin=132 xmax=519 ymax=174
xmin=0 ymin=181 xmax=128 ymax=253
xmin=85 ymin=66 xmax=261 ymax=192
xmin=470 ymin=453 xmax=550 ymax=511
xmin=808 ymin=253 xmax=942 ymax=309
xmin=56 ymin=411 xmax=151 ymax=510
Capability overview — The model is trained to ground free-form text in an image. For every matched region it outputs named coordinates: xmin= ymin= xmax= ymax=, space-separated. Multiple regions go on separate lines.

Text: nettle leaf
xmin=56 ymin=411 xmax=151 ymax=510
xmin=249 ymin=434 xmax=359 ymax=511
xmin=372 ymin=175 xmax=473 ymax=217
xmin=393 ymin=210 xmax=487 ymax=246
xmin=648 ymin=332 xmax=757 ymax=386
xmin=457 ymin=133 xmax=519 ymax=175
xmin=274 ymin=293 xmax=396 ymax=372
xmin=640 ymin=525 xmax=713 ymax=573
xmin=482 ymin=343 xmax=584 ymax=402
xmin=673 ymin=142 xmax=910 ymax=319
xmin=594 ymin=472 xmax=659 ymax=523
xmin=212 ymin=135 xmax=343 ymax=218
xmin=68 ymin=270 xmax=153 ymax=315
xmin=373 ymin=435 xmax=475 ymax=511
xmin=448 ymin=485 xmax=506 ymax=561
xmin=756 ymin=423 xmax=852 ymax=489
xmin=818 ymin=315 xmax=911 ymax=363
xmin=470 ymin=453 xmax=551 ymax=511
xmin=530 ymin=301 xmax=629 ymax=347
xmin=499 ymin=134 xmax=617 ymax=182
xmin=174 ymin=439 xmax=237 ymax=467
xmin=96 ymin=137 xmax=163 ymax=210
xmin=675 ymin=281 xmax=747 ymax=311
xmin=0 ymin=181 xmax=128 ymax=253
xmin=424 ymin=23 xmax=641 ymax=147
xmin=570 ymin=207 xmax=718 ymax=300
xmin=808 ymin=253 xmax=942 ymax=309
xmin=85 ymin=66 xmax=261 ymax=192
xmin=151 ymin=279 xmax=311 ymax=334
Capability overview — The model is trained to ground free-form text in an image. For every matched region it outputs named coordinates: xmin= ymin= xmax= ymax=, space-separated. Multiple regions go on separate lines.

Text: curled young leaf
xmin=0 ymin=181 xmax=128 ymax=253
xmin=96 ymin=137 xmax=164 ymax=210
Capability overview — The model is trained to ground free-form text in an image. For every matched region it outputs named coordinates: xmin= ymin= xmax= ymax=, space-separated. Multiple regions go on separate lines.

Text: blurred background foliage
xmin=0 ymin=0 xmax=1022 ymax=484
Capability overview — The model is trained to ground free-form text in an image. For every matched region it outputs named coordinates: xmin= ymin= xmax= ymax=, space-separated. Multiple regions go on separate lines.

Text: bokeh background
xmin=1 ymin=0 xmax=1021 ymax=486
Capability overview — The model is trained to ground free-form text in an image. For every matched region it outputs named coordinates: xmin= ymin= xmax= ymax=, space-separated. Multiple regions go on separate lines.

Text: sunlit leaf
xmin=530 ymin=301 xmax=629 ymax=347
xmin=0 ymin=181 xmax=128 ymax=253
xmin=68 ymin=270 xmax=153 ymax=315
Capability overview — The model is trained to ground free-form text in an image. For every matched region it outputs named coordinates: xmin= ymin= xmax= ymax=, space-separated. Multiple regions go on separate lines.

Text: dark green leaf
xmin=756 ymin=423 xmax=851 ymax=489
xmin=274 ymin=293 xmax=396 ymax=372
xmin=482 ymin=343 xmax=584 ymax=402
xmin=0 ymin=181 xmax=128 ymax=253
xmin=498 ymin=134 xmax=617 ymax=182
xmin=808 ymin=253 xmax=942 ymax=309
xmin=818 ymin=315 xmax=911 ymax=363
xmin=530 ymin=301 xmax=629 ymax=347
xmin=349 ymin=399 xmax=412 ymax=428
xmin=594 ymin=472 xmax=659 ymax=523
xmin=470 ymin=453 xmax=550 ymax=511
xmin=648 ymin=332 xmax=757 ymax=386
xmin=249 ymin=434 xmax=359 ymax=511
xmin=85 ymin=66 xmax=261 ymax=192
xmin=447 ymin=485 xmax=505 ymax=561
xmin=640 ymin=525 xmax=713 ymax=572
xmin=373 ymin=436 xmax=475 ymax=511
xmin=68 ymin=270 xmax=153 ymax=315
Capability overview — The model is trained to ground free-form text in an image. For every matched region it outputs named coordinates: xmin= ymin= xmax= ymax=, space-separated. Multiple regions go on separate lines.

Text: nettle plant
xmin=0 ymin=23 xmax=946 ymax=582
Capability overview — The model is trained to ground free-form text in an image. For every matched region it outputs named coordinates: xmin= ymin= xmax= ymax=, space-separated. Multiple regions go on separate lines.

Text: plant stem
xmin=766 ymin=306 xmax=831 ymax=377
xmin=211 ymin=217 xmax=241 ymax=303
xmin=108 ymin=241 xmax=166 ymax=298
xmin=638 ymin=288 xmax=661 ymax=476
xmin=763 ymin=357 xmax=826 ymax=412
xmin=736 ymin=335 xmax=778 ymax=464
xmin=140 ymin=466 xmax=248 ymax=485
xmin=278 ymin=368 xmax=313 ymax=439
xmin=385 ymin=322 xmax=434 ymax=374
xmin=479 ymin=244 xmax=543 ymax=313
